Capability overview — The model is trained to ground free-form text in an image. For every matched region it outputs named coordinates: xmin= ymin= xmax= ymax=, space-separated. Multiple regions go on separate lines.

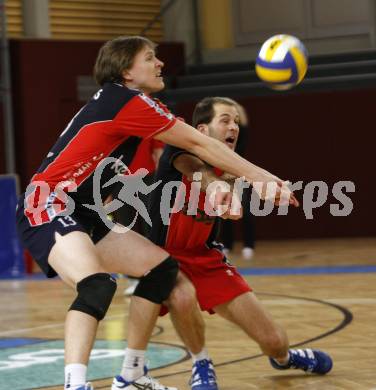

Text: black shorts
xmin=16 ymin=197 xmax=111 ymax=278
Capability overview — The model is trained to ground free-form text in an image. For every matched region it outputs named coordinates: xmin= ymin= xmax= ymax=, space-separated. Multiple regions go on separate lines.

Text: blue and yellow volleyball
xmin=255 ymin=34 xmax=308 ymax=90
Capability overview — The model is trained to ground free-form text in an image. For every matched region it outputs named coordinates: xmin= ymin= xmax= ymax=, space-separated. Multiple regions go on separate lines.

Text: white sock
xmin=65 ymin=363 xmax=87 ymax=389
xmin=190 ymin=348 xmax=210 ymax=363
xmin=274 ymin=352 xmax=290 ymax=366
xmin=121 ymin=348 xmax=145 ymax=381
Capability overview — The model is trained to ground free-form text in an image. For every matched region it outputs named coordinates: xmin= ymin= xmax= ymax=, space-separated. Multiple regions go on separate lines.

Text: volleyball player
xmin=149 ymin=97 xmax=332 ymax=389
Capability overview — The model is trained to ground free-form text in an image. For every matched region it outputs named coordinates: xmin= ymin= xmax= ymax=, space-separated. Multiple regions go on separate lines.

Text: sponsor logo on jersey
xmin=182 ymin=201 xmax=215 ymax=225
xmin=139 ymin=94 xmax=174 ymax=120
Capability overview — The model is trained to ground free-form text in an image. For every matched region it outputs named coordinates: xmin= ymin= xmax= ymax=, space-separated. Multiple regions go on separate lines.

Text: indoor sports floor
xmin=1 ymin=237 xmax=376 ymax=390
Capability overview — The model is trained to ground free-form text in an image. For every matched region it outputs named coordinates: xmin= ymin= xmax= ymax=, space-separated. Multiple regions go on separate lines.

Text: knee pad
xmin=69 ymin=273 xmax=117 ymax=320
xmin=134 ymin=256 xmax=179 ymax=304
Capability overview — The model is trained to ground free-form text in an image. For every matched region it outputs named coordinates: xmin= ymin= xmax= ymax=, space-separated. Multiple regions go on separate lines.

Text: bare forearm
xmin=200 ymin=168 xmax=235 ymax=191
xmin=174 ymin=153 xmax=235 ymax=191
xmin=190 ymin=136 xmax=281 ymax=185
xmin=157 ymin=120 xmax=284 ymax=193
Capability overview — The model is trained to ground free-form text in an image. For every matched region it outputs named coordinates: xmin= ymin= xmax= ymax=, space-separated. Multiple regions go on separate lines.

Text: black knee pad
xmin=133 ymin=256 xmax=179 ymax=304
xmin=69 ymin=273 xmax=117 ymax=320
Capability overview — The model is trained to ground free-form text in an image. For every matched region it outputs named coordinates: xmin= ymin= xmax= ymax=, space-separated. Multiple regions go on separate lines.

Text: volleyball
xmin=255 ymin=34 xmax=308 ymax=90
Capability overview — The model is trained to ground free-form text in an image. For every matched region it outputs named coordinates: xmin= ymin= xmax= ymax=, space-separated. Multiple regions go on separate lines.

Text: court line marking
xmin=239 ymin=264 xmax=376 ymax=276
xmin=0 ymin=311 xmax=152 ymax=338
xmin=142 ymin=292 xmax=353 ymax=384
xmin=4 ymin=292 xmax=353 ymax=389
xmin=0 ymin=297 xmax=370 ymax=337
xmin=0 ymin=267 xmax=371 ymax=337
xmin=2 ymin=264 xmax=376 ymax=281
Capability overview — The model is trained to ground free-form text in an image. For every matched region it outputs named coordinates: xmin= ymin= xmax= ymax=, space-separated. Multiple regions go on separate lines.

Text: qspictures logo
xmin=24 ymin=158 xmax=355 ymax=231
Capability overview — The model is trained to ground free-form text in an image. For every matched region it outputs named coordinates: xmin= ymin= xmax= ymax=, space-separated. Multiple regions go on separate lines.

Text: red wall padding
xmin=9 ymin=39 xmax=103 ymax=186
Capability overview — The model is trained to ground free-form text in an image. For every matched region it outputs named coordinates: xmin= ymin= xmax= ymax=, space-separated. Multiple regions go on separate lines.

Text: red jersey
xmin=129 ymin=138 xmax=164 ymax=174
xmin=149 ymin=145 xmax=252 ymax=315
xmin=149 ymin=145 xmax=223 ymax=261
xmin=24 ymin=82 xmax=176 ymax=226
xmin=165 ymin=177 xmax=223 ymax=261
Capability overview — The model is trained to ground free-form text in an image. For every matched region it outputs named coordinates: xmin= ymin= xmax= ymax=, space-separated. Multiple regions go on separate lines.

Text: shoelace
xmin=191 ymin=361 xmax=216 ymax=385
xmin=143 ymin=375 xmax=168 ymax=390
xmin=289 ymin=351 xmax=317 ymax=372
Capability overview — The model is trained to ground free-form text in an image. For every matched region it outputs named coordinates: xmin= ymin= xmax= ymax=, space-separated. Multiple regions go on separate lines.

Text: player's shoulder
xmin=86 ymin=82 xmax=140 ymax=118
xmin=161 ymin=145 xmax=190 ymax=168
xmin=100 ymin=82 xmax=140 ymax=104
xmin=153 ymin=145 xmax=187 ymax=183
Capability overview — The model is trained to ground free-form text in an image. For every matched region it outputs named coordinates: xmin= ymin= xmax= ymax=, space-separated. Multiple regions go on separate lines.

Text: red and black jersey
xmin=148 ymin=145 xmax=223 ymax=260
xmin=129 ymin=138 xmax=165 ymax=174
xmin=24 ymin=82 xmax=176 ymax=225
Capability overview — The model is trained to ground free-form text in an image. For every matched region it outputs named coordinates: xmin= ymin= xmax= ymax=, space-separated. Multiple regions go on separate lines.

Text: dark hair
xmin=192 ymin=97 xmax=238 ymax=127
xmin=94 ymin=35 xmax=156 ymax=86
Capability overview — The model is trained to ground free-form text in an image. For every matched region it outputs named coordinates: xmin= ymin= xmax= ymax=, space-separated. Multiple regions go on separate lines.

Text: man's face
xmin=207 ymin=103 xmax=240 ymax=150
xmin=123 ymin=45 xmax=164 ymax=94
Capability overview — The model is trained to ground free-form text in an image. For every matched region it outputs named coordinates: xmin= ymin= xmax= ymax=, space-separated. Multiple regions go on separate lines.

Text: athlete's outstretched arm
xmin=155 ymin=119 xmax=298 ymax=206
xmin=155 ymin=120 xmax=277 ymax=185
xmin=173 ymin=153 xmax=234 ymax=190
xmin=173 ymin=152 xmax=243 ymax=220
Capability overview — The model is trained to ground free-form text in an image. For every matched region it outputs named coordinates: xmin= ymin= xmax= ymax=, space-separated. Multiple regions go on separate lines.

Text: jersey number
xmin=57 ymin=216 xmax=77 ymax=227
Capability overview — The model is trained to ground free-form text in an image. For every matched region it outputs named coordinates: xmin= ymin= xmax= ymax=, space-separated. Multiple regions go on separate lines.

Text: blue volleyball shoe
xmin=270 ymin=348 xmax=333 ymax=374
xmin=111 ymin=366 xmax=177 ymax=389
xmin=76 ymin=383 xmax=94 ymax=390
xmin=189 ymin=359 xmax=219 ymax=390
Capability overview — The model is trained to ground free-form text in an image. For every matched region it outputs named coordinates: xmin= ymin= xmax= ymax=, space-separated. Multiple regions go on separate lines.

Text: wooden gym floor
xmin=1 ymin=237 xmax=375 ymax=390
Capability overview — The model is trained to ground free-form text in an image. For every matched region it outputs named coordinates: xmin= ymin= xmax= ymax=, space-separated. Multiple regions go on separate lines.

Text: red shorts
xmin=161 ymin=249 xmax=251 ymax=315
